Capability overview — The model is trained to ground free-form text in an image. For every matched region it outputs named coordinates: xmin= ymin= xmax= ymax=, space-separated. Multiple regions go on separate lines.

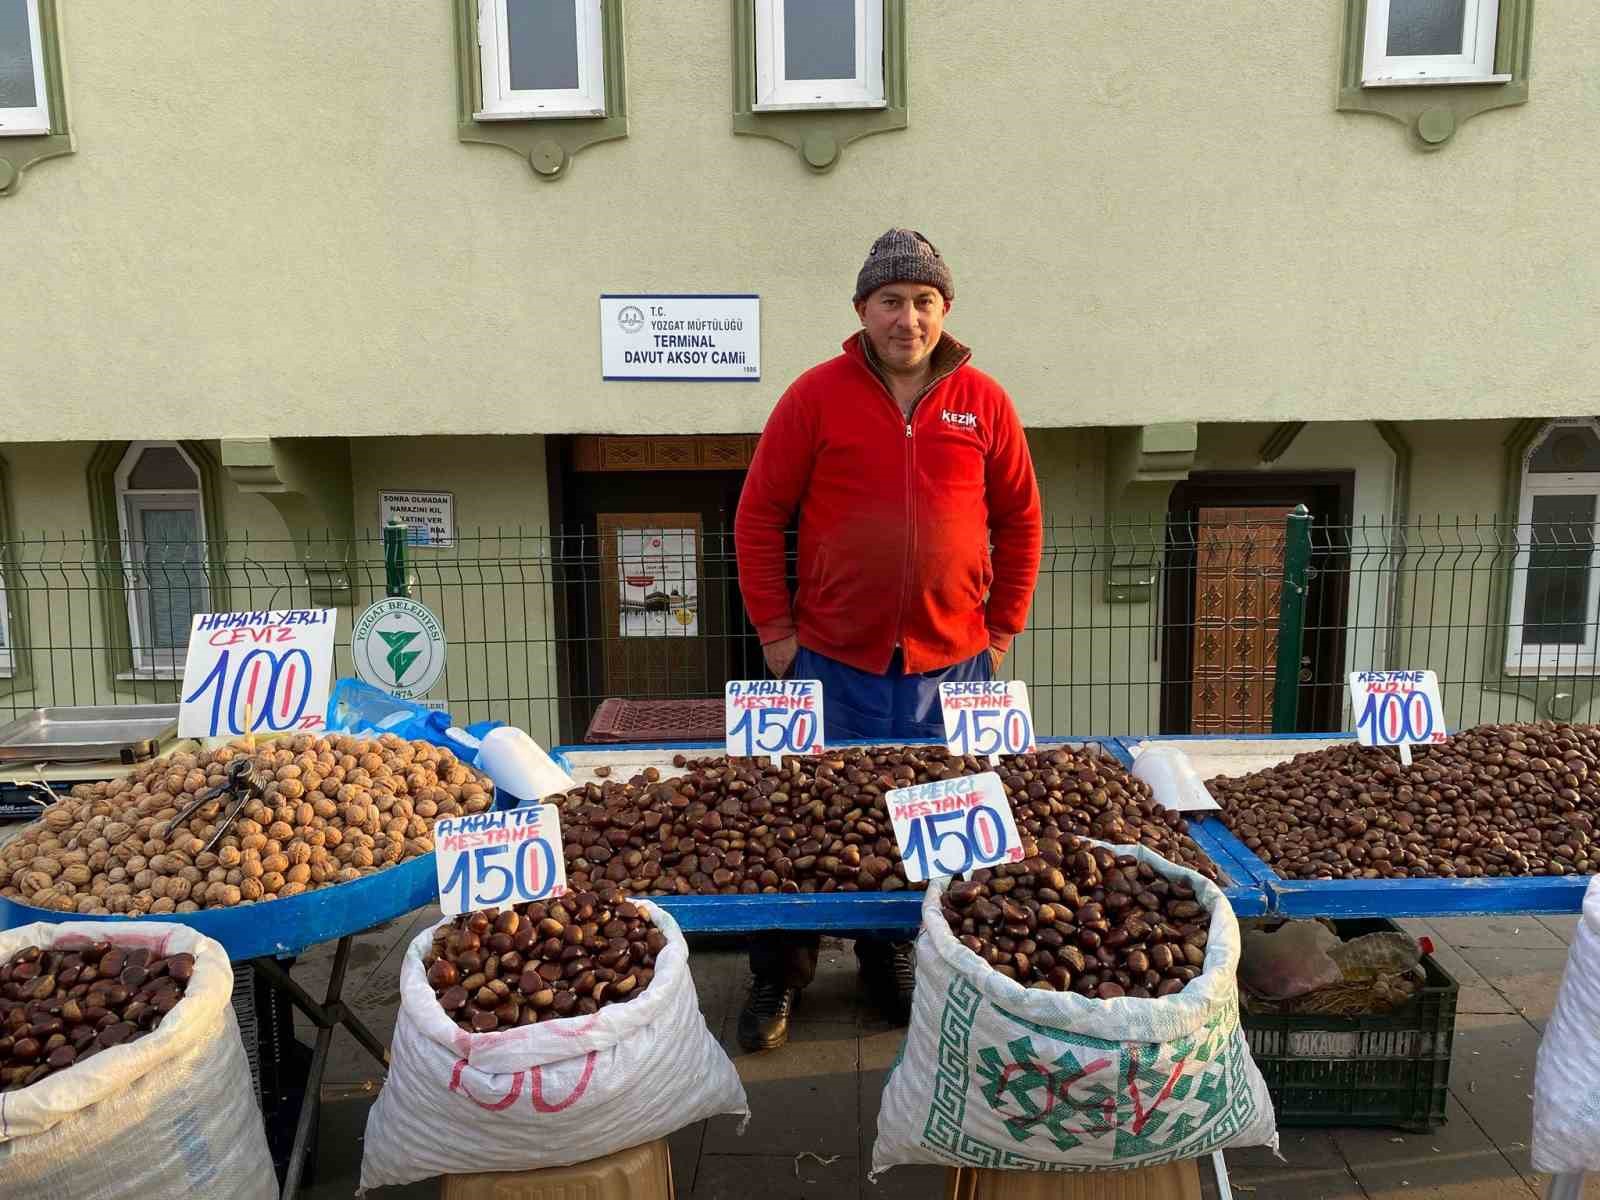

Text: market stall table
xmin=0 ymin=799 xmax=511 ymax=1200
xmin=1118 ymin=734 xmax=1596 ymax=918
xmin=548 ymin=735 xmax=1270 ymax=927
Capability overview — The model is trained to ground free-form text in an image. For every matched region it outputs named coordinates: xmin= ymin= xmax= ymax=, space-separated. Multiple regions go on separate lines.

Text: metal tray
xmin=0 ymin=705 xmax=180 ymax=764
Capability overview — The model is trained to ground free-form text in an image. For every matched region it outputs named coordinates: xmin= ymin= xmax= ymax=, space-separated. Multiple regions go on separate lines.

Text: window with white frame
xmin=1362 ymin=0 xmax=1507 ymax=86
xmin=475 ymin=0 xmax=607 ymax=120
xmin=116 ymin=443 xmax=209 ymax=675
xmin=0 ymin=0 xmax=50 ymax=135
xmin=754 ymin=0 xmax=885 ymax=112
xmin=1508 ymin=420 xmax=1600 ymax=674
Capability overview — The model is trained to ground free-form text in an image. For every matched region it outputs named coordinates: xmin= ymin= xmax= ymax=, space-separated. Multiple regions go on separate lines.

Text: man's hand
xmin=988 ymin=647 xmax=1006 ymax=677
xmin=764 ymin=635 xmax=799 ymax=678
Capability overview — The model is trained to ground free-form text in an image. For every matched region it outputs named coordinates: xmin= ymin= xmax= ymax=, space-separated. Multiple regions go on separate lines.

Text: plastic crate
xmin=1241 ymin=918 xmax=1457 ymax=1132
xmin=232 ymin=961 xmax=318 ymax=1187
xmin=584 ymin=698 xmax=725 ymax=743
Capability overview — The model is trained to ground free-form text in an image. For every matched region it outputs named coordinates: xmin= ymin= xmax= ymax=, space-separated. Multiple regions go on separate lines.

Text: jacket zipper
xmin=851 ymin=335 xmax=970 ymax=671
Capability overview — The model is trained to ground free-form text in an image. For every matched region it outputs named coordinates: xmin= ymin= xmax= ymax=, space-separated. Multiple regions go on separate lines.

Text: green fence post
xmin=1271 ymin=504 xmax=1314 ymax=733
xmin=384 ymin=519 xmax=411 ymax=599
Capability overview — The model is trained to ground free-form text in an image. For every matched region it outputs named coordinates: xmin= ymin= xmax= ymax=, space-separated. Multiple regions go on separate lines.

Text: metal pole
xmin=1271 ymin=504 xmax=1314 ymax=733
xmin=383 ymin=519 xmax=410 ymax=599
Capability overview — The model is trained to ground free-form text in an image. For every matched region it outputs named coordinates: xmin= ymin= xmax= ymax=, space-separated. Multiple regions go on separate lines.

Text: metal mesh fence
xmin=0 ymin=514 xmax=1593 ymax=744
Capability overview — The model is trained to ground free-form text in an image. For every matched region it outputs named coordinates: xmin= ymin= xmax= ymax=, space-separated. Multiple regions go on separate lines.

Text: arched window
xmin=115 ymin=442 xmax=209 ymax=673
xmin=1508 ymin=419 xmax=1600 ymax=673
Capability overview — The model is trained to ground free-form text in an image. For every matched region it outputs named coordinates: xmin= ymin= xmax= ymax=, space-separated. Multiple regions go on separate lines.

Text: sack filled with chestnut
xmin=361 ymin=885 xmax=748 ymax=1189
xmin=872 ymin=837 xmax=1279 ymax=1176
xmin=0 ymin=921 xmax=274 ymax=1200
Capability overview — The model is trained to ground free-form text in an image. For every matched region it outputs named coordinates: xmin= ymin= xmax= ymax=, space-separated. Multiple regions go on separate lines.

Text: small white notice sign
xmin=938 ymin=680 xmax=1038 ymax=763
xmin=178 ymin=609 xmax=338 ymax=739
xmin=1349 ymin=669 xmax=1447 ymax=765
xmin=600 ymin=294 xmax=761 ymax=381
xmin=725 ymin=679 xmax=824 ymax=764
xmin=379 ymin=491 xmax=455 ymax=548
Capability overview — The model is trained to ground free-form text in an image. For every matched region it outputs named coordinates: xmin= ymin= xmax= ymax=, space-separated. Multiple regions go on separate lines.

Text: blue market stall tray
xmin=1117 ymin=734 xmax=1597 ymax=918
xmin=547 ymin=735 xmax=1269 ymax=928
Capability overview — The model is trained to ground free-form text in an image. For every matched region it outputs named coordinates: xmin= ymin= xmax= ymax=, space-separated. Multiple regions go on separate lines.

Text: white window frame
xmin=754 ymin=0 xmax=885 ymax=112
xmin=0 ymin=0 xmax=52 ymax=137
xmin=115 ymin=442 xmax=209 ymax=677
xmin=1506 ymin=421 xmax=1600 ymax=675
xmin=475 ymin=0 xmax=606 ymax=121
xmin=1362 ymin=0 xmax=1508 ymax=86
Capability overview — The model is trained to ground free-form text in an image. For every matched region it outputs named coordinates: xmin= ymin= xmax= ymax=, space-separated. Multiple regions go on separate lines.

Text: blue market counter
xmin=1117 ymin=734 xmax=1595 ymax=919
xmin=548 ymin=735 xmax=1270 ymax=932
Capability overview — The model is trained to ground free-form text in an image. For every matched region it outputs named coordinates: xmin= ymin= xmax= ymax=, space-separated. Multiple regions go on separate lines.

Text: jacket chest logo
xmin=940 ymin=409 xmax=978 ymax=431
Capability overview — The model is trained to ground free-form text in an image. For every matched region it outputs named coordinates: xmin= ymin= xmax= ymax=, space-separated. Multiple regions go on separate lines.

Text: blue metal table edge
xmin=1116 ymin=732 xmax=1600 ymax=919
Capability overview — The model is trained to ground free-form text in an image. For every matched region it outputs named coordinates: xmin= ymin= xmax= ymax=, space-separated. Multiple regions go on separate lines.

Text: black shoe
xmin=860 ymin=940 xmax=916 ymax=1027
xmin=737 ymin=977 xmax=799 ymax=1052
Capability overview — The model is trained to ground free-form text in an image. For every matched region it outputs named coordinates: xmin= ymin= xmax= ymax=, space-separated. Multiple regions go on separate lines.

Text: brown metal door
xmin=1189 ymin=507 xmax=1285 ymax=733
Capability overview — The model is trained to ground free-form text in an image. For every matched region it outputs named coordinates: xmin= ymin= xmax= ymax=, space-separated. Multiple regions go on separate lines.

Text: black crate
xmin=1240 ymin=917 xmax=1457 ymax=1133
xmin=233 ymin=962 xmax=318 ymax=1189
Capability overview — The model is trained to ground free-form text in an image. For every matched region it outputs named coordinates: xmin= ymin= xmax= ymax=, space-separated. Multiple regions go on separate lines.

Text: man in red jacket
xmin=733 ymin=229 xmax=1043 ymax=1050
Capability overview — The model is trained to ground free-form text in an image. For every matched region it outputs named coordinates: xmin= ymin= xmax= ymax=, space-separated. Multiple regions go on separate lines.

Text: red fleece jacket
xmin=735 ymin=333 xmax=1043 ymax=675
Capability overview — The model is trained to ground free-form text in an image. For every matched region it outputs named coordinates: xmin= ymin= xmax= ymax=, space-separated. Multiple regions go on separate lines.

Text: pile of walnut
xmin=0 ymin=734 xmax=494 ymax=915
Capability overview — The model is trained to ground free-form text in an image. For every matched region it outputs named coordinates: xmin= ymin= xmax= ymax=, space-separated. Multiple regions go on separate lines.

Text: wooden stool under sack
xmin=440 ymin=1138 xmax=674 ymax=1200
xmin=945 ymin=1157 xmax=1202 ymax=1200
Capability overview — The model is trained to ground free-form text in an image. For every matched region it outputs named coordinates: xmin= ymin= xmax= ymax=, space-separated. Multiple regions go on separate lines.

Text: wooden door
xmin=597 ymin=513 xmax=708 ymax=698
xmin=1189 ymin=507 xmax=1285 ymax=734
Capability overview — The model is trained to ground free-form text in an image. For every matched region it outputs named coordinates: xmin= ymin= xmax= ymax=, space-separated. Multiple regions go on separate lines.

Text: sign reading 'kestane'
xmin=600 ymin=294 xmax=761 ymax=381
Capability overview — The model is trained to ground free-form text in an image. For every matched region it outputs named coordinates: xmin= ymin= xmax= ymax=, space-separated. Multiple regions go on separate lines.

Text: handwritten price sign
xmin=939 ymin=680 xmax=1037 ymax=762
xmin=725 ymin=679 xmax=824 ymax=763
xmin=434 ymin=806 xmax=567 ymax=918
xmin=1350 ymin=669 xmax=1447 ymax=765
xmin=178 ymin=610 xmax=337 ymax=738
xmin=886 ymin=772 xmax=1024 ymax=884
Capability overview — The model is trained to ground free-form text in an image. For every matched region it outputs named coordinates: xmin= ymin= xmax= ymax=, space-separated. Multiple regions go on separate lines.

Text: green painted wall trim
xmin=454 ymin=0 xmax=628 ymax=181
xmin=86 ymin=441 xmax=229 ymax=693
xmin=0 ymin=0 xmax=74 ymax=198
xmin=0 ymin=453 xmax=32 ymax=700
xmin=730 ymin=0 xmax=907 ymax=172
xmin=1469 ymin=417 xmax=1600 ymax=719
xmin=1372 ymin=420 xmax=1411 ymax=666
xmin=1338 ymin=0 xmax=1532 ymax=148
xmin=220 ymin=437 xmax=354 ymax=603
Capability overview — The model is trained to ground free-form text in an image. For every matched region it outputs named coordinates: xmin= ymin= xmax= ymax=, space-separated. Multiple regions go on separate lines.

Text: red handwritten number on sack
xmin=447 ymin=1051 xmax=598 ymax=1114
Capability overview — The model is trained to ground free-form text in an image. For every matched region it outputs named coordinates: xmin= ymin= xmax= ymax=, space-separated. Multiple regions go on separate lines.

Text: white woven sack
xmin=360 ymin=898 xmax=747 ymax=1189
xmin=1533 ymin=876 xmax=1600 ymax=1173
xmin=873 ymin=843 xmax=1278 ymax=1175
xmin=0 ymin=921 xmax=274 ymax=1200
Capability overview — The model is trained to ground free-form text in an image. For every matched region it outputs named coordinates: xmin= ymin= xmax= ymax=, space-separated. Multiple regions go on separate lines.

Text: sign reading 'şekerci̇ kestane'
xmin=600 ymin=294 xmax=761 ymax=381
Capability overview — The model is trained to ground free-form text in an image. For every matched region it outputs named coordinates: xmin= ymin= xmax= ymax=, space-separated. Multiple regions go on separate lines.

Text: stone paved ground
xmin=286 ymin=913 xmax=1590 ymax=1200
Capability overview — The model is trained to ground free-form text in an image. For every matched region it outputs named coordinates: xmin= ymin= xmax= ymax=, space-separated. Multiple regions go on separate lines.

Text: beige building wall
xmin=5 ymin=3 xmax=1598 ymax=442
xmin=0 ymin=437 xmax=558 ymax=744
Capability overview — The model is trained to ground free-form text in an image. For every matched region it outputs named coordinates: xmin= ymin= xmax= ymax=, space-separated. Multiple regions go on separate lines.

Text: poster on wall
xmin=617 ymin=529 xmax=699 ymax=638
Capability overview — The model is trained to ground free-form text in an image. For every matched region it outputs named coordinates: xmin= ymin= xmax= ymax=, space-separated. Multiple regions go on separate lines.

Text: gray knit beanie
xmin=853 ymin=228 xmax=955 ymax=304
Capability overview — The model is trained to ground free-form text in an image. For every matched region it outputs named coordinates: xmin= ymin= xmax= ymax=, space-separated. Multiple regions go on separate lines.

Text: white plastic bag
xmin=873 ymin=844 xmax=1278 ymax=1175
xmin=360 ymin=898 xmax=747 ymax=1189
xmin=0 ymin=920 xmax=274 ymax=1200
xmin=1533 ymin=876 xmax=1600 ymax=1174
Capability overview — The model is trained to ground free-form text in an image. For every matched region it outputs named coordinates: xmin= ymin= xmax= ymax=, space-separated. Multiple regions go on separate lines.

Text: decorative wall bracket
xmin=222 ymin=438 xmax=355 ymax=603
xmin=1101 ymin=423 xmax=1197 ymax=603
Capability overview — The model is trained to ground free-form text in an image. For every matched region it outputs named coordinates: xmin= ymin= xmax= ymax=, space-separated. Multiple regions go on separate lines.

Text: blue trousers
xmin=749 ymin=645 xmax=992 ymax=990
xmin=793 ymin=645 xmax=993 ymax=743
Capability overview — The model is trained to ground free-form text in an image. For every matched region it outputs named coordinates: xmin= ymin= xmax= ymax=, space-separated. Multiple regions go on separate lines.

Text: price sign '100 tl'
xmin=178 ymin=610 xmax=339 ymax=738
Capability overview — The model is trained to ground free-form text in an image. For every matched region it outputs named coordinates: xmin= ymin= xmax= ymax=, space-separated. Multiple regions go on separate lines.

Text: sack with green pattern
xmin=871 ymin=843 xmax=1277 ymax=1175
